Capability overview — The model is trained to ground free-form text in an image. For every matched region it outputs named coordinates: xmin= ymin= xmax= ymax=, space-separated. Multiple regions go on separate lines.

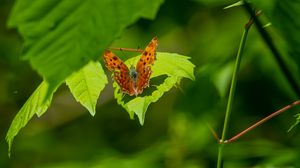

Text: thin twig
xmin=225 ymin=100 xmax=300 ymax=143
xmin=206 ymin=123 xmax=220 ymax=143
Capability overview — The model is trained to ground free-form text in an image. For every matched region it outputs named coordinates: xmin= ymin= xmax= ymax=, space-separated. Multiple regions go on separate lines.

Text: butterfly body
xmin=129 ymin=65 xmax=138 ymax=82
xmin=103 ymin=37 xmax=158 ymax=96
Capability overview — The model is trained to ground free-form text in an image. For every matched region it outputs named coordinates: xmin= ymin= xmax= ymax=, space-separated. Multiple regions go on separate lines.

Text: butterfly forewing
xmin=135 ymin=37 xmax=159 ymax=94
xmin=103 ymin=50 xmax=135 ymax=95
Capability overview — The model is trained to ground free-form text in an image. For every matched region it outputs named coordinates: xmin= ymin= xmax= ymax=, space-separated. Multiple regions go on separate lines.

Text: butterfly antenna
xmin=109 ymin=47 xmax=143 ymax=53
xmin=120 ymin=48 xmax=126 ymax=57
xmin=138 ymin=46 xmax=145 ymax=53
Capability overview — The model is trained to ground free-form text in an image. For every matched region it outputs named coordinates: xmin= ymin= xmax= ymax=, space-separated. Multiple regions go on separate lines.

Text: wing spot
xmin=143 ymin=51 xmax=148 ymax=55
xmin=113 ymin=56 xmax=118 ymax=60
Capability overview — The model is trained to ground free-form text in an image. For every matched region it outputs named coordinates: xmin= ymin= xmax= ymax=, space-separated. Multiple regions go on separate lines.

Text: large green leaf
xmin=6 ymin=81 xmax=56 ymax=156
xmin=8 ymin=0 xmax=164 ymax=92
xmin=66 ymin=61 xmax=107 ymax=116
xmin=114 ymin=52 xmax=195 ymax=125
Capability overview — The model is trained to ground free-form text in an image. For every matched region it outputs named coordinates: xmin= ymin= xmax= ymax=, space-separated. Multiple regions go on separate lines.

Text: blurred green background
xmin=1 ymin=0 xmax=300 ymax=167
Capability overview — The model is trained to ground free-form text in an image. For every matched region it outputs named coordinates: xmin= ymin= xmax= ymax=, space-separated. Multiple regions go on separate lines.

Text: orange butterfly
xmin=103 ymin=36 xmax=158 ymax=96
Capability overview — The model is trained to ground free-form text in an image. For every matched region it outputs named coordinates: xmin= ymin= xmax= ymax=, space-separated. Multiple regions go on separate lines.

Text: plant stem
xmin=243 ymin=0 xmax=300 ymax=98
xmin=217 ymin=24 xmax=251 ymax=168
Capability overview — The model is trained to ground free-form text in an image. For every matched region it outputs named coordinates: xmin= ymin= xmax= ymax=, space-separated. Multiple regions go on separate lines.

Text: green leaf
xmin=6 ymin=81 xmax=56 ymax=156
xmin=114 ymin=52 xmax=195 ymax=125
xmin=66 ymin=61 xmax=108 ymax=116
xmin=8 ymin=0 xmax=164 ymax=92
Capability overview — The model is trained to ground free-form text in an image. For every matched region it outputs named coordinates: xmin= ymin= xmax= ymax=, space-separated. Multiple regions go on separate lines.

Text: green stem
xmin=217 ymin=26 xmax=250 ymax=168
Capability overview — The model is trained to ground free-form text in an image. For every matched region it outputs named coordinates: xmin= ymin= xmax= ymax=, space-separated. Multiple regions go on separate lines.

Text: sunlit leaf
xmin=66 ymin=61 xmax=107 ymax=116
xmin=114 ymin=52 xmax=195 ymax=125
xmin=6 ymin=81 xmax=56 ymax=156
xmin=8 ymin=0 xmax=164 ymax=93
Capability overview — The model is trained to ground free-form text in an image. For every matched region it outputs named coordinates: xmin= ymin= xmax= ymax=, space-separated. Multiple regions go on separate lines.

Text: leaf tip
xmin=6 ymin=135 xmax=13 ymax=158
xmin=138 ymin=118 xmax=145 ymax=126
xmin=224 ymin=1 xmax=244 ymax=9
xmin=89 ymin=108 xmax=96 ymax=116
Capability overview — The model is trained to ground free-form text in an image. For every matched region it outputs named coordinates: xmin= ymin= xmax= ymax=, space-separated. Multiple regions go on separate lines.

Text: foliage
xmin=6 ymin=53 xmax=194 ymax=154
xmin=115 ymin=52 xmax=195 ymax=125
xmin=1 ymin=0 xmax=300 ymax=167
xmin=66 ymin=61 xmax=108 ymax=116
xmin=5 ymin=0 xmax=175 ymax=156
xmin=6 ymin=43 xmax=195 ymax=149
xmin=8 ymin=0 xmax=164 ymax=93
xmin=6 ymin=81 xmax=56 ymax=156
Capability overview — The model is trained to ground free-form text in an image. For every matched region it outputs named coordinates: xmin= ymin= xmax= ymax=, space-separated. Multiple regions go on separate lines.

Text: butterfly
xmin=103 ymin=36 xmax=158 ymax=96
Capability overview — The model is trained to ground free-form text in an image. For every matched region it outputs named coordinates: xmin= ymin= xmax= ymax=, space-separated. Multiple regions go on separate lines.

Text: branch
xmin=225 ymin=100 xmax=300 ymax=143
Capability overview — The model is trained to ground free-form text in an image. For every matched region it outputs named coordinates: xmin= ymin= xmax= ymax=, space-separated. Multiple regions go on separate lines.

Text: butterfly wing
xmin=103 ymin=50 xmax=135 ymax=95
xmin=135 ymin=36 xmax=159 ymax=94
